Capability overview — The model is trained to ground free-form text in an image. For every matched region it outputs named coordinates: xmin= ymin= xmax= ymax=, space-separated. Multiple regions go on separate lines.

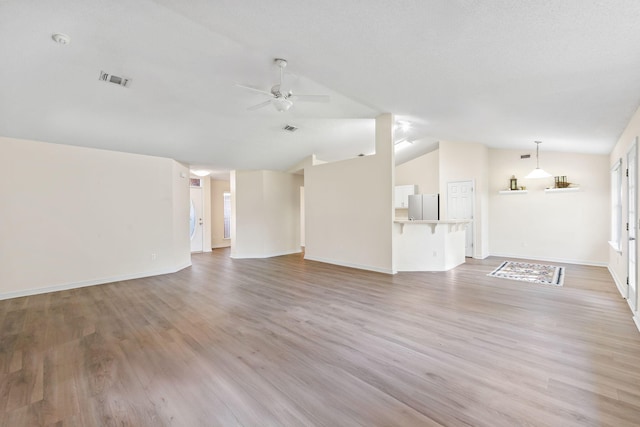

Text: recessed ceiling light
xmin=191 ymin=170 xmax=211 ymax=177
xmin=51 ymin=33 xmax=71 ymax=45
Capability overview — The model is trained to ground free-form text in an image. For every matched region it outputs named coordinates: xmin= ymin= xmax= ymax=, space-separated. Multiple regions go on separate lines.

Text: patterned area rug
xmin=487 ymin=261 xmax=565 ymax=286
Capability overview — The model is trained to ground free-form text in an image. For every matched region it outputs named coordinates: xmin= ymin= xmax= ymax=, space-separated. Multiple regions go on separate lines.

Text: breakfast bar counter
xmin=393 ymin=220 xmax=471 ymax=272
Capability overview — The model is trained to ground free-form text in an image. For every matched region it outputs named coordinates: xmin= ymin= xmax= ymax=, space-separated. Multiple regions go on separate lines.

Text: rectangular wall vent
xmin=99 ymin=71 xmax=131 ymax=88
xmin=283 ymin=124 xmax=298 ymax=132
xmin=520 ymin=154 xmax=531 ymax=159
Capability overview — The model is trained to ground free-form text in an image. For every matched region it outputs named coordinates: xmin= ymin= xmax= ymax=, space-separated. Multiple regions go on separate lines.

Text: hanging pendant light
xmin=525 ymin=141 xmax=552 ymax=179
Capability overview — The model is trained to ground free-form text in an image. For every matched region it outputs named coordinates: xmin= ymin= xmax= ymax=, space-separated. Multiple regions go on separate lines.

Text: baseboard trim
xmin=489 ymin=253 xmax=606 ymax=267
xmin=0 ymin=261 xmax=192 ymax=301
xmin=211 ymin=244 xmax=231 ymax=249
xmin=608 ymin=265 xmax=627 ymax=298
xmin=303 ymin=254 xmax=395 ymax=275
xmin=230 ymin=249 xmax=302 ymax=259
xmin=634 ymin=315 xmax=640 ymax=333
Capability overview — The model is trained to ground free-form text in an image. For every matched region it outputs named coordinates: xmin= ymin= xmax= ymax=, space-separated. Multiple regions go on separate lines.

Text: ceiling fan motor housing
xmin=271 ymin=84 xmax=283 ymax=97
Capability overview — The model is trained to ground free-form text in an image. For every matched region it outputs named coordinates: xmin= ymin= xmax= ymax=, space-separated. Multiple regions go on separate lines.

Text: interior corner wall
xmin=210 ymin=179 xmax=231 ymax=249
xmin=438 ymin=141 xmax=490 ymax=258
xmin=304 ymin=113 xmax=395 ymax=274
xmin=231 ymin=170 xmax=302 ymax=258
xmin=609 ymin=104 xmax=640 ymax=294
xmin=0 ymin=137 xmax=191 ymax=299
xmin=172 ymin=161 xmax=192 ymax=266
xmin=489 ymin=149 xmax=609 ymax=265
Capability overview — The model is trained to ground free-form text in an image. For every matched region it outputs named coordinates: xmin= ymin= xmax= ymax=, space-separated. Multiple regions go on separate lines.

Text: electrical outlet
xmin=432 ymin=251 xmax=437 ymax=257
xmin=151 ymin=253 xmax=157 ymax=261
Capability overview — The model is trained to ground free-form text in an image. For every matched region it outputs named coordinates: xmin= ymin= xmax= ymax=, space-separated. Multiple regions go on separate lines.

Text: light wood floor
xmin=1 ymin=250 xmax=640 ymax=426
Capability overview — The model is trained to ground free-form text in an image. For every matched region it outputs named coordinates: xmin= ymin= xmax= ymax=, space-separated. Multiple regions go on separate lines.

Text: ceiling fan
xmin=236 ymin=58 xmax=330 ymax=112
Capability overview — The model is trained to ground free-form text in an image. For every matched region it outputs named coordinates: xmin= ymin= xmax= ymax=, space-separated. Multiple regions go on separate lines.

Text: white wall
xmin=438 ymin=141 xmax=490 ymax=258
xmin=172 ymin=161 xmax=192 ymax=265
xmin=231 ymin=170 xmax=303 ymax=258
xmin=0 ymin=136 xmax=191 ymax=299
xmin=210 ymin=179 xmax=230 ymax=249
xmin=304 ymin=114 xmax=395 ymax=273
xmin=395 ymin=149 xmax=439 ymax=193
xmin=489 ymin=149 xmax=609 ymax=265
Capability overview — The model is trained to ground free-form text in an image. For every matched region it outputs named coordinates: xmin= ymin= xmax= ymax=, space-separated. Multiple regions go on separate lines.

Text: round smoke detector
xmin=51 ymin=33 xmax=71 ymax=45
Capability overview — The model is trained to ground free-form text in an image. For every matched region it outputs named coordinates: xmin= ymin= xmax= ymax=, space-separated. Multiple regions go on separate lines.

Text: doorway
xmin=628 ymin=141 xmax=637 ymax=312
xmin=447 ymin=180 xmax=474 ymax=257
xmin=300 ymin=186 xmax=305 ymax=248
xmin=190 ymin=186 xmax=204 ymax=253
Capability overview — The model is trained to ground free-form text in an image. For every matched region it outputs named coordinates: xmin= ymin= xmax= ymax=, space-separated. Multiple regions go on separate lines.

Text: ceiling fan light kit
xmin=237 ymin=58 xmax=330 ymax=112
xmin=525 ymin=141 xmax=552 ymax=179
xmin=272 ymin=97 xmax=293 ymax=112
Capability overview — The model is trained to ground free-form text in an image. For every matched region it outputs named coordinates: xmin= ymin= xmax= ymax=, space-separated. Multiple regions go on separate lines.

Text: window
xmin=610 ymin=159 xmax=623 ymax=252
xmin=223 ymin=191 xmax=231 ymax=239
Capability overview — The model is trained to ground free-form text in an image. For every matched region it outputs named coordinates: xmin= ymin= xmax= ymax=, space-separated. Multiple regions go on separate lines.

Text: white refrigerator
xmin=408 ymin=194 xmax=439 ymax=220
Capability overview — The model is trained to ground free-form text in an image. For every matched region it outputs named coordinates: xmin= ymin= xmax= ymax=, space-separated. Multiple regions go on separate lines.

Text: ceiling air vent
xmin=283 ymin=124 xmax=298 ymax=132
xmin=99 ymin=71 xmax=131 ymax=88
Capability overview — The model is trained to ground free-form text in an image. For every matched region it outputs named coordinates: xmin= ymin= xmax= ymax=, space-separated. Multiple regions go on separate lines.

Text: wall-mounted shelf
xmin=544 ymin=187 xmax=580 ymax=193
xmin=498 ymin=190 xmax=528 ymax=194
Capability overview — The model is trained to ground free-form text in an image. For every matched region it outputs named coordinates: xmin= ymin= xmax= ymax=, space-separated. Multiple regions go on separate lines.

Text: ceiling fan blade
xmin=292 ymin=94 xmax=330 ymax=103
xmin=235 ymin=83 xmax=273 ymax=97
xmin=247 ymin=100 xmax=272 ymax=111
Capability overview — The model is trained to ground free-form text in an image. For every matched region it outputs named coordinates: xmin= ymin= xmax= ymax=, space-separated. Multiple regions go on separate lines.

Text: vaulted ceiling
xmin=2 ymin=0 xmax=640 ymax=177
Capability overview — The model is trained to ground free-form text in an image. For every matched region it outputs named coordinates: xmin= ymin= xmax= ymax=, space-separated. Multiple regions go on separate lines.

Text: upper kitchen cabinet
xmin=395 ymin=185 xmax=417 ymax=208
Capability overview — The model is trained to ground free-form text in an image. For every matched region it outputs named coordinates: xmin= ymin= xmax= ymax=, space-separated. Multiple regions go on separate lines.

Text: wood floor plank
xmin=1 ymin=250 xmax=640 ymax=426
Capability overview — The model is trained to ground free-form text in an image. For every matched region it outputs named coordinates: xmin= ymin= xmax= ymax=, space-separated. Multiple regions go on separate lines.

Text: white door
xmin=190 ymin=187 xmax=204 ymax=253
xmin=300 ymin=186 xmax=305 ymax=248
xmin=628 ymin=142 xmax=637 ymax=312
xmin=447 ymin=181 xmax=474 ymax=257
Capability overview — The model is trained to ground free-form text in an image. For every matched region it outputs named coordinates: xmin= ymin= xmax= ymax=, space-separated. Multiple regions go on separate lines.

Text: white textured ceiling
xmin=2 ymin=0 xmax=640 ymax=175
